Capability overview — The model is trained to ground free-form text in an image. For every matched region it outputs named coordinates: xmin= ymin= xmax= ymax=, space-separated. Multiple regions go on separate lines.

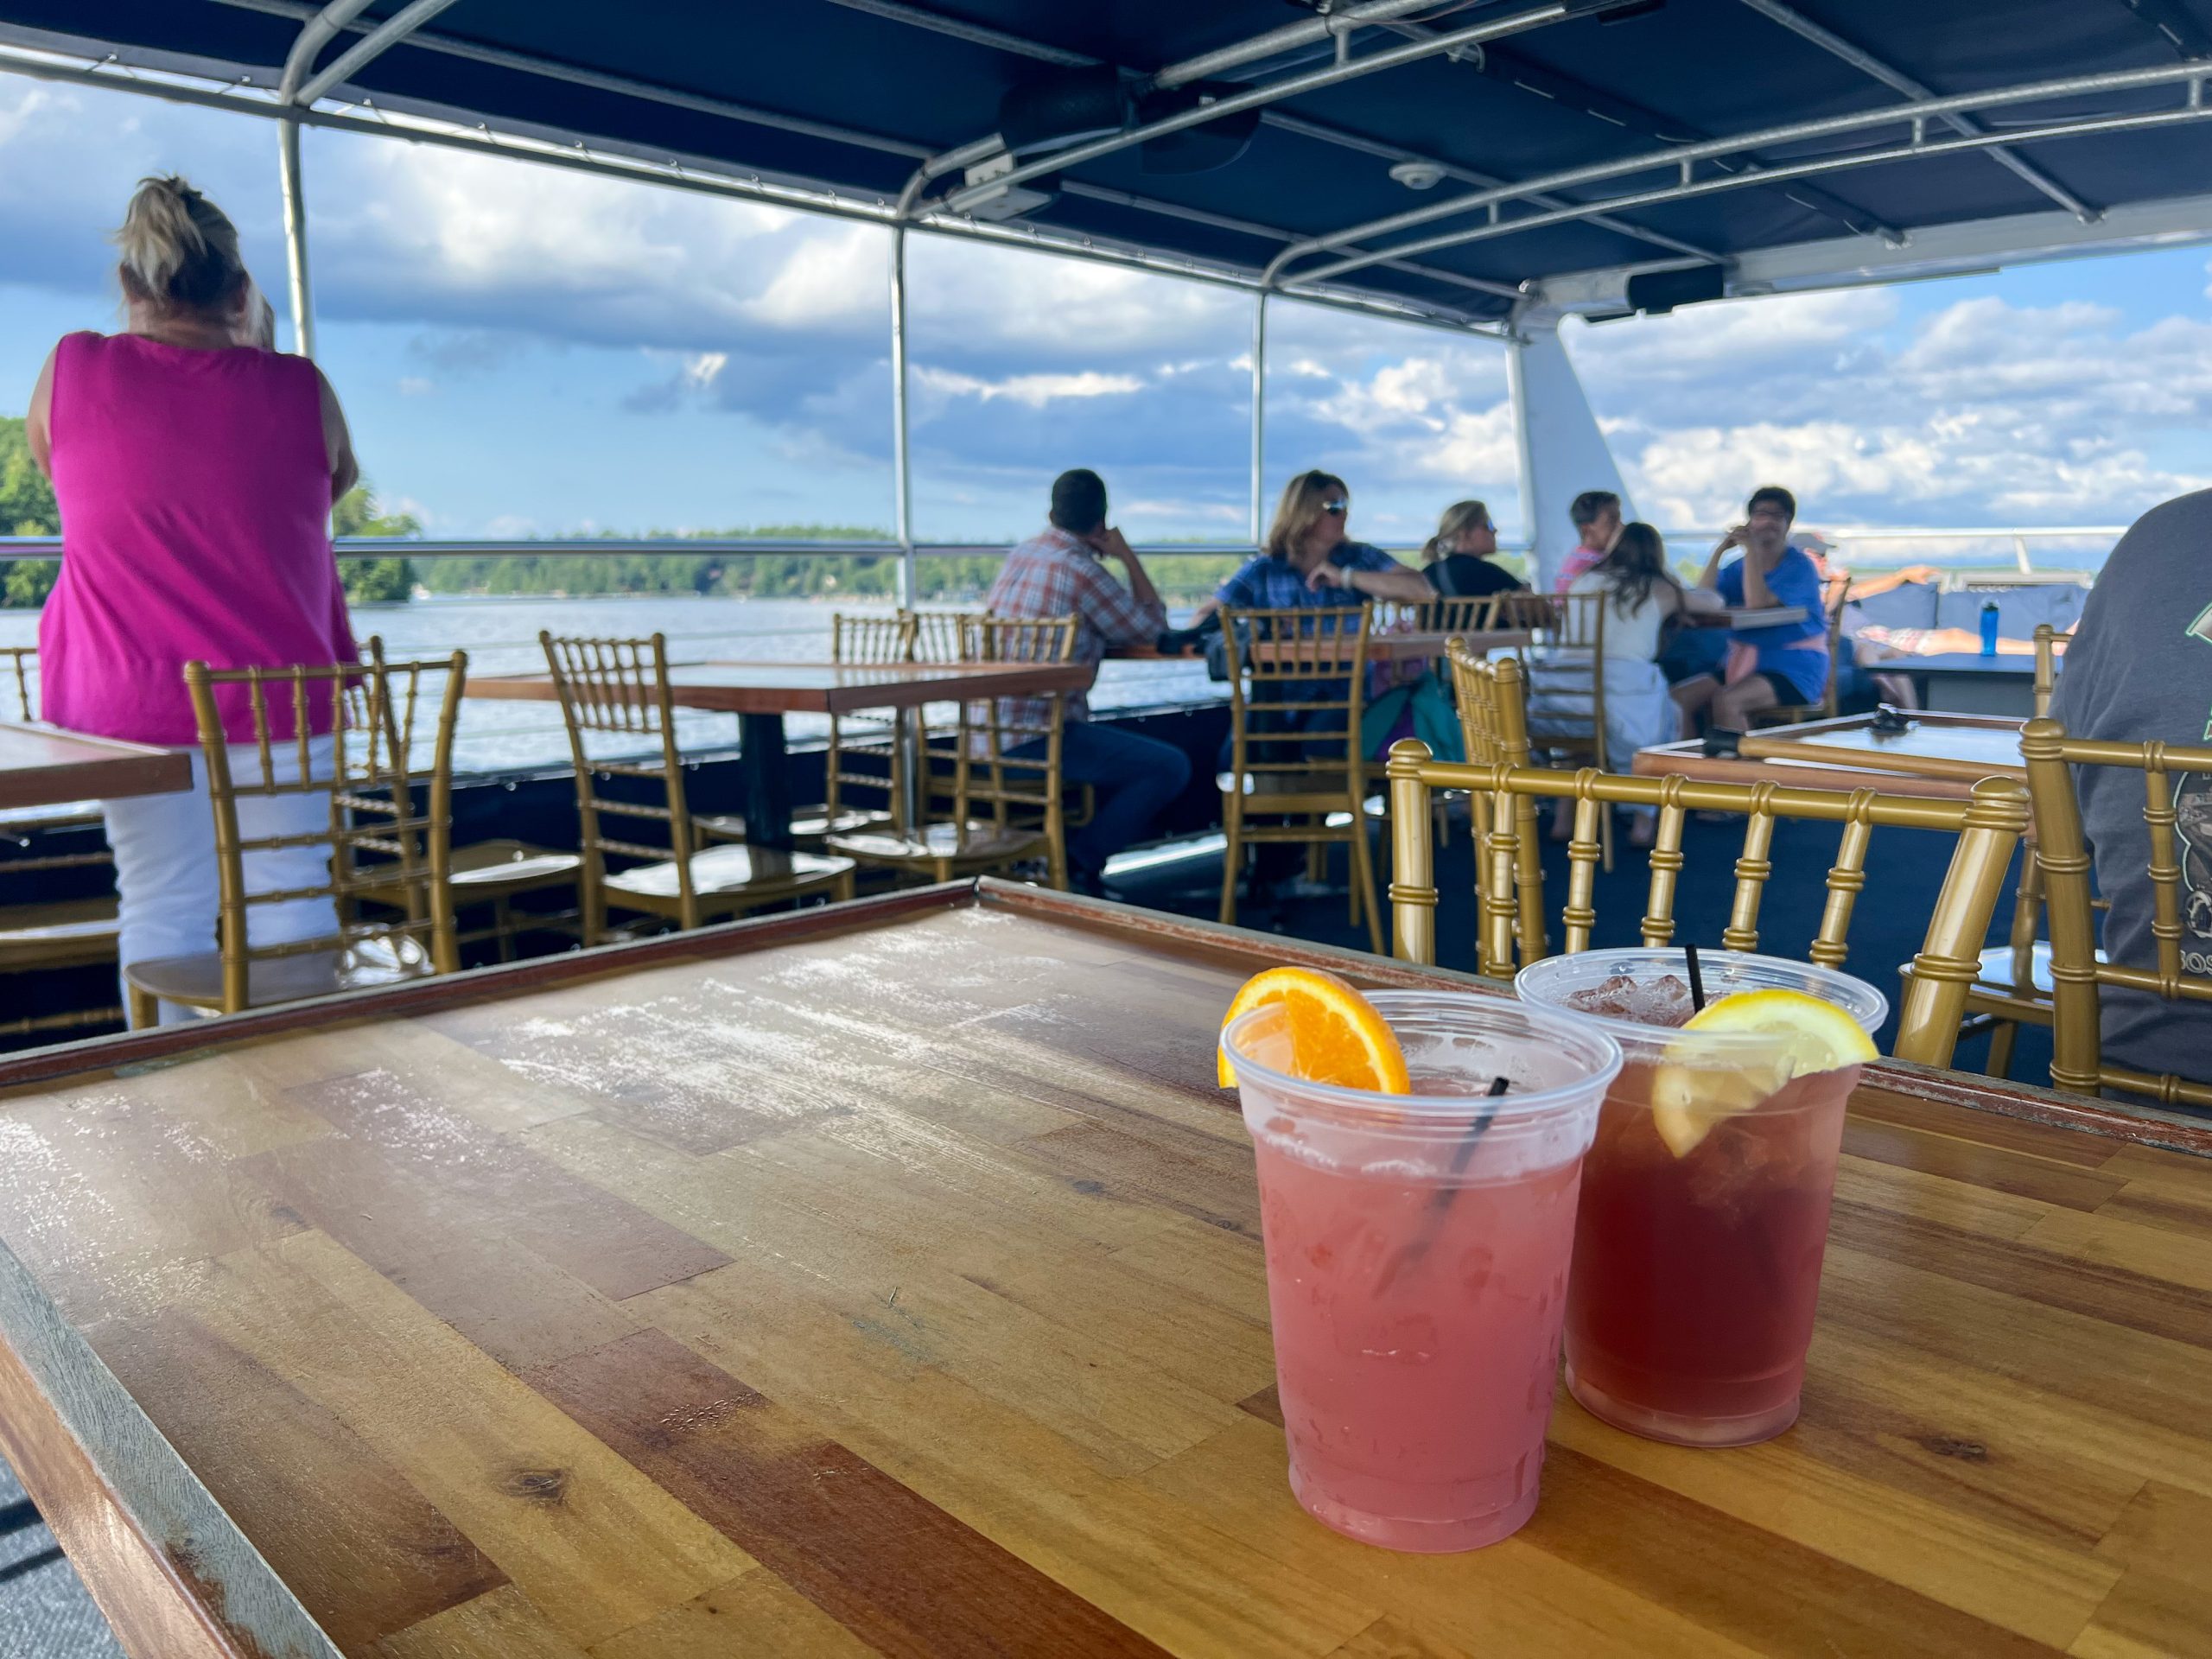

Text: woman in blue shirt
xmin=1203 ymin=469 xmax=1434 ymax=617
xmin=1672 ymin=484 xmax=1830 ymax=734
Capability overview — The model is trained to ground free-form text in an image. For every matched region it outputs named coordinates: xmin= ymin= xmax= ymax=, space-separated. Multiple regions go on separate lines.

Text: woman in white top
xmin=1542 ymin=522 xmax=1720 ymax=847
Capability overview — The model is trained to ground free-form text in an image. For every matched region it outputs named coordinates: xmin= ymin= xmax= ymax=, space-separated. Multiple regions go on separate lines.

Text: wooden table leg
xmin=740 ymin=714 xmax=793 ymax=850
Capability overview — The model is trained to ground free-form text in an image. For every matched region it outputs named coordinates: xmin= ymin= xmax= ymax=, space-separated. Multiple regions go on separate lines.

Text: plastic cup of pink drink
xmin=1221 ymin=992 xmax=1622 ymax=1552
xmin=1515 ymin=950 xmax=1886 ymax=1446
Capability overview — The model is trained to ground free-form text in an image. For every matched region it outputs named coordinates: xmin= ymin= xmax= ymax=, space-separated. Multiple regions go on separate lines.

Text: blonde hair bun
xmin=114 ymin=175 xmax=246 ymax=314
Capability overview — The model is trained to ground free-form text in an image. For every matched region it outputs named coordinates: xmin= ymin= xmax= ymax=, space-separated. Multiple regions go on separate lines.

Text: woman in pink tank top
xmin=23 ymin=175 xmax=363 ymax=1020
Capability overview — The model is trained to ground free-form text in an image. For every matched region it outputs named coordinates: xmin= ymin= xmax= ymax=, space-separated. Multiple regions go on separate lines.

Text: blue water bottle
xmin=1979 ymin=601 xmax=1999 ymax=657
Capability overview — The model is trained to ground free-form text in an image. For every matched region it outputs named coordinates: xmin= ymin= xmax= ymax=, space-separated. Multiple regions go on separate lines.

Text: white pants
xmin=1527 ymin=655 xmax=1676 ymax=822
xmin=102 ymin=736 xmax=340 ymax=1026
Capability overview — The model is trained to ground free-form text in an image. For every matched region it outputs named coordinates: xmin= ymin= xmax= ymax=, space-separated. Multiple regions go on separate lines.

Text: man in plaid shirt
xmin=986 ymin=469 xmax=1192 ymax=896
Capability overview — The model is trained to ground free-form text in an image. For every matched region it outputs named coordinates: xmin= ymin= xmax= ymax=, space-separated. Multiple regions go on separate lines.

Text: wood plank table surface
xmin=3 ymin=880 xmax=2209 ymax=1658
xmin=1636 ymin=711 xmax=2026 ymax=802
xmin=0 ymin=721 xmax=191 ymax=812
xmin=465 ymin=661 xmax=1092 ymax=851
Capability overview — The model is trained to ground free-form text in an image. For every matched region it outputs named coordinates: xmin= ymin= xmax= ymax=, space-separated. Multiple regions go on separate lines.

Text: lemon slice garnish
xmin=1649 ymin=989 xmax=1878 ymax=1157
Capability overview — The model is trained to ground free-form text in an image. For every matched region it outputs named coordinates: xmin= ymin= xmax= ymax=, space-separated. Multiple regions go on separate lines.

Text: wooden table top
xmin=1683 ymin=605 xmax=1812 ymax=631
xmin=1112 ymin=628 xmax=1531 ymax=664
xmin=1738 ymin=711 xmax=2028 ymax=785
xmin=1637 ymin=712 xmax=2026 ymax=801
xmin=0 ymin=721 xmax=191 ymax=811
xmin=3 ymin=881 xmax=2209 ymax=1658
xmin=1248 ymin=627 xmax=1530 ymax=665
xmin=464 ymin=659 xmax=1096 ymax=717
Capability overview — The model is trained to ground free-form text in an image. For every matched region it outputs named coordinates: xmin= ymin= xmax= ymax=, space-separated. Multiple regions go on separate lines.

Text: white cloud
xmin=397 ymin=376 xmax=435 ymax=396
xmin=913 ymin=365 xmax=1143 ymax=407
xmin=1572 ymin=287 xmax=2212 ymax=527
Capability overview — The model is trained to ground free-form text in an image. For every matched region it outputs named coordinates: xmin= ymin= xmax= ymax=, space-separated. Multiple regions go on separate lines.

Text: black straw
xmin=1685 ymin=942 xmax=1708 ymax=1012
xmin=1375 ymin=1075 xmax=1511 ymax=1294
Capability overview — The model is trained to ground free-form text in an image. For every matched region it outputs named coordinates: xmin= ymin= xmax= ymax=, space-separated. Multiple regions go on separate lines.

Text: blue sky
xmin=5 ymin=67 xmax=2212 ymax=552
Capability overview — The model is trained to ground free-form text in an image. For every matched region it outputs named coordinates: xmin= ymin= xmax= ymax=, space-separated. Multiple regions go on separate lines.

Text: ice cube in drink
xmin=1224 ymin=994 xmax=1621 ymax=1550
xmin=1518 ymin=952 xmax=1886 ymax=1447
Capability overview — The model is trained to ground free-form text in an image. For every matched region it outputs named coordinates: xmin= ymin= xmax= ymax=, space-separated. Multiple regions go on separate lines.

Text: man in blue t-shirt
xmin=1673 ymin=484 xmax=1830 ymax=734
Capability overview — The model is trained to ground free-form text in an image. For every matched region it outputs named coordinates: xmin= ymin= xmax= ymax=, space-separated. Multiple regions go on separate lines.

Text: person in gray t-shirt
xmin=2047 ymin=487 xmax=2212 ymax=1100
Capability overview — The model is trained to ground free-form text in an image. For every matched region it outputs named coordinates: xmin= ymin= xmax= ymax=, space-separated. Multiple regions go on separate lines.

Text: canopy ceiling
xmin=4 ymin=0 xmax=2212 ymax=327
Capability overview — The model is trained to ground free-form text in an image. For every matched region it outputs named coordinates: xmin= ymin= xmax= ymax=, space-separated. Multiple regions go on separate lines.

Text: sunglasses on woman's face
xmin=1320 ymin=500 xmax=1349 ymax=516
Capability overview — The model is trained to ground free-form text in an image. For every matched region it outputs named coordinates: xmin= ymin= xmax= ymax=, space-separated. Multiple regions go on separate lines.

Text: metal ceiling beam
xmin=1735 ymin=0 xmax=2098 ymax=220
xmin=814 ymin=0 xmax=1719 ymax=264
xmin=1147 ymin=0 xmax=1474 ymax=91
xmin=2117 ymin=0 xmax=2212 ymax=60
xmin=293 ymin=0 xmax=461 ymax=105
xmin=0 ymin=37 xmax=1506 ymax=335
xmin=937 ymin=2 xmax=1580 ymax=216
xmin=213 ymin=0 xmax=934 ymax=158
xmin=1268 ymin=57 xmax=2212 ymax=284
xmin=206 ymin=0 xmax=1709 ymax=277
xmin=1287 ymin=80 xmax=2212 ymax=287
xmin=1058 ymin=179 xmax=1525 ymax=300
xmin=1522 ymin=179 xmax=2212 ymax=317
xmin=276 ymin=0 xmax=373 ymax=99
xmin=1372 ymin=15 xmax=1901 ymax=241
xmin=1262 ymin=109 xmax=1723 ymax=265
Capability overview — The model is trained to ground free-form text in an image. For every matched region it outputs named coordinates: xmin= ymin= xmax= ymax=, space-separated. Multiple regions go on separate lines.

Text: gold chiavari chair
xmin=791 ymin=612 xmax=912 ymax=842
xmin=1951 ymin=623 xmax=2073 ymax=1076
xmin=0 ymin=645 xmax=126 ymax=1038
xmin=1385 ymin=741 xmax=2030 ymax=1068
xmin=905 ymin=608 xmax=985 ymax=664
xmin=2022 ymin=717 xmax=2212 ymax=1108
xmin=541 ymin=632 xmax=855 ymax=944
xmin=1421 ymin=594 xmax=1495 ymax=636
xmin=902 ymin=608 xmax=988 ymax=819
xmin=122 ymin=644 xmax=467 ymax=1023
xmin=1522 ymin=588 xmax=1614 ymax=872
xmin=1218 ymin=604 xmax=1384 ymax=954
xmin=2032 ymin=621 xmax=2059 ymax=717
xmin=830 ymin=615 xmax=1075 ymax=887
xmin=1446 ymin=645 xmax=1548 ymax=963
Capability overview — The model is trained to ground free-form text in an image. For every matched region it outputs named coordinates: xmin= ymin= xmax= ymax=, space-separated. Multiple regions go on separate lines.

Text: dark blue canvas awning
xmin=4 ymin=0 xmax=2212 ymax=325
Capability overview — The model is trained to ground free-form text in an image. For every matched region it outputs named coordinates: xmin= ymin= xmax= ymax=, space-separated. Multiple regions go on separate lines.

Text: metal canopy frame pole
xmin=276 ymin=118 xmax=315 ymax=356
xmin=294 ymin=0 xmax=461 ymax=105
xmin=1268 ymin=58 xmax=2211 ymax=285
xmin=889 ymin=225 xmax=916 ymax=610
xmin=272 ymin=0 xmax=377 ymax=359
xmin=272 ymin=0 xmax=456 ymax=359
xmin=1249 ymin=293 xmax=1267 ymax=546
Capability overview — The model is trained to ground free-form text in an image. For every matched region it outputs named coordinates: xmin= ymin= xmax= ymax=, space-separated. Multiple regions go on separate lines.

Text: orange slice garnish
xmin=1216 ymin=966 xmax=1410 ymax=1094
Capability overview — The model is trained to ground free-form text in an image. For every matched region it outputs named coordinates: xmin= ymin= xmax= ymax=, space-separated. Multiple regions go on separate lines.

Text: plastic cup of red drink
xmin=1515 ymin=950 xmax=1887 ymax=1448
xmin=1221 ymin=993 xmax=1622 ymax=1551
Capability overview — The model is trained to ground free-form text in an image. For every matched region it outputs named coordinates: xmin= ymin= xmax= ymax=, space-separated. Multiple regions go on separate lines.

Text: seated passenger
xmin=1421 ymin=499 xmax=1526 ymax=601
xmin=1209 ymin=470 xmax=1430 ymax=904
xmin=1208 ymin=470 xmax=1435 ymax=616
xmin=2047 ymin=487 xmax=2212 ymax=1096
xmin=1555 ymin=489 xmax=1621 ymax=593
xmin=1532 ymin=523 xmax=1720 ymax=848
xmin=984 ymin=468 xmax=1191 ymax=899
xmin=1673 ymin=485 xmax=1830 ymax=735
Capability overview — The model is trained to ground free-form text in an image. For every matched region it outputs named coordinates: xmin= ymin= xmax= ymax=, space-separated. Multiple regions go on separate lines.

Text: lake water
xmin=0 ymin=593 xmax=1220 ymax=772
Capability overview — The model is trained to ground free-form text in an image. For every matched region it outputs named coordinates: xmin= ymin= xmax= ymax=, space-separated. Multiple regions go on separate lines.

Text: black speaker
xmin=1625 ymin=265 xmax=1726 ymax=315
xmin=999 ymin=65 xmax=1127 ymax=156
xmin=1135 ymin=81 xmax=1261 ymax=175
